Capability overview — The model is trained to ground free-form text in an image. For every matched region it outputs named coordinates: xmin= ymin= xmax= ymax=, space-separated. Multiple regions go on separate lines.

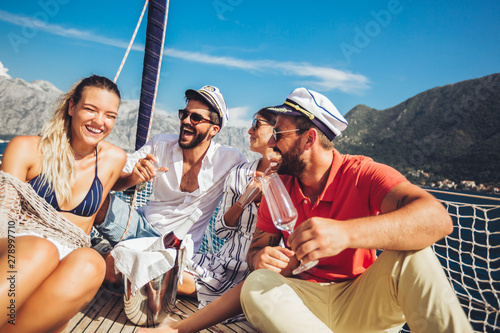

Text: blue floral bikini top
xmin=28 ymin=148 xmax=103 ymax=217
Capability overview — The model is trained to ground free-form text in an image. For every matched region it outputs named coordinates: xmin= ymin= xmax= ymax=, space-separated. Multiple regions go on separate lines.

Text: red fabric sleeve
xmin=351 ymin=157 xmax=408 ymax=213
xmin=256 ymin=194 xmax=280 ymax=233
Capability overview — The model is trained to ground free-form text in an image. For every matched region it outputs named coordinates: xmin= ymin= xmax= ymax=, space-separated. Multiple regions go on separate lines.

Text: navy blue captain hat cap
xmin=266 ymin=87 xmax=348 ymax=140
xmin=185 ymin=85 xmax=228 ymax=129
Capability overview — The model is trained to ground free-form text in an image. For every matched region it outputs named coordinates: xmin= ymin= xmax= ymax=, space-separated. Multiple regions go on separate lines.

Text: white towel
xmin=111 ymin=235 xmax=194 ymax=295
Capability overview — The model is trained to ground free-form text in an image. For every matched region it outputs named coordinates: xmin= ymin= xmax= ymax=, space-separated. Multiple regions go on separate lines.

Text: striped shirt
xmin=188 ymin=160 xmax=259 ymax=313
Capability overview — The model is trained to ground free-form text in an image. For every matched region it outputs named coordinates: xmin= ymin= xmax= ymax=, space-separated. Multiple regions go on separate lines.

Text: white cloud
xmin=164 ymin=50 xmax=369 ymax=94
xmin=0 ymin=61 xmax=12 ymax=79
xmin=0 ymin=10 xmax=369 ymax=93
xmin=268 ymin=62 xmax=369 ymax=94
xmin=0 ymin=10 xmax=140 ymax=51
xmin=227 ymin=106 xmax=253 ymax=128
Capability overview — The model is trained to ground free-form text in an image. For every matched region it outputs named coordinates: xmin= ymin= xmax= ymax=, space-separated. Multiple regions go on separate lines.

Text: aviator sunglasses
xmin=272 ymin=128 xmax=300 ymax=141
xmin=251 ymin=118 xmax=274 ymax=131
xmin=178 ymin=109 xmax=214 ymax=125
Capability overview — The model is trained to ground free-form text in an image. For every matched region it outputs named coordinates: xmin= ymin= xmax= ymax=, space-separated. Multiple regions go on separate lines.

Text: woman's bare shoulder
xmin=98 ymin=141 xmax=127 ymax=165
xmin=1 ymin=136 xmax=41 ymax=178
xmin=96 ymin=141 xmax=127 ymax=189
xmin=7 ymin=135 xmax=41 ymax=148
xmin=3 ymin=135 xmax=41 ymax=159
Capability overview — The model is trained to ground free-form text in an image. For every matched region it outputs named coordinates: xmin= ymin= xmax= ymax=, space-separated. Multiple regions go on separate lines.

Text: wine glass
xmin=151 ymin=141 xmax=167 ymax=200
xmin=153 ymin=141 xmax=168 ymax=176
xmin=260 ymin=173 xmax=318 ymax=275
xmin=262 ymin=152 xmax=282 ymax=177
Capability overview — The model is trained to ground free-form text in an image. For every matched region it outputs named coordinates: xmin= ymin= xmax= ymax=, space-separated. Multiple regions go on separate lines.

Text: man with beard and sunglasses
xmin=93 ymin=86 xmax=246 ymax=284
xmin=240 ymin=88 xmax=472 ymax=332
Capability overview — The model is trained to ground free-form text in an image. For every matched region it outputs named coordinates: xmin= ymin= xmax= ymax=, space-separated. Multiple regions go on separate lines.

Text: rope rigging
xmin=109 ymin=0 xmax=170 ymax=240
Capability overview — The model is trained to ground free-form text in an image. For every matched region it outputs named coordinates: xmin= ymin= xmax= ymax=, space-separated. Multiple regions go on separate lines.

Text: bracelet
xmin=236 ymin=201 xmax=248 ymax=210
xmin=237 ymin=186 xmax=260 ymax=210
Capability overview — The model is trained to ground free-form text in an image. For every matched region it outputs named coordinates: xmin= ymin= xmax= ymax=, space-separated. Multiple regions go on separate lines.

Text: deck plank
xmin=85 ymin=292 xmax=124 ymax=332
xmin=63 ymin=288 xmax=257 ymax=333
xmin=65 ymin=290 xmax=109 ymax=332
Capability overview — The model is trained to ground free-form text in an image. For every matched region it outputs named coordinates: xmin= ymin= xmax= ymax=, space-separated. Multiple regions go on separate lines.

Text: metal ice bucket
xmin=123 ymin=254 xmax=180 ymax=326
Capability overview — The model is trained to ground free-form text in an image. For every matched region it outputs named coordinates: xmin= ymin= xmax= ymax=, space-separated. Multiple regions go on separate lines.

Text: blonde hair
xmin=38 ymin=75 xmax=120 ymax=205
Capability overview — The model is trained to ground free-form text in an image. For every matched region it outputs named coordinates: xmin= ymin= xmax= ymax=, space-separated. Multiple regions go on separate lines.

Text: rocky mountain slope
xmin=335 ymin=73 xmax=500 ymax=187
xmin=0 ymin=77 xmax=61 ymax=138
xmin=1 ymin=74 xmax=498 ymax=189
xmin=0 ymin=76 xmax=256 ymax=159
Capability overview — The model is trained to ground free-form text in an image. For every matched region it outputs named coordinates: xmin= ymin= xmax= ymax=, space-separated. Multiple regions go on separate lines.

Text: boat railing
xmin=432 ymin=201 xmax=499 ymax=332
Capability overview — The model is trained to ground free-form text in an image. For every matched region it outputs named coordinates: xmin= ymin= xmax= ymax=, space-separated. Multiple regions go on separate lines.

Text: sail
xmin=135 ymin=0 xmax=168 ymax=150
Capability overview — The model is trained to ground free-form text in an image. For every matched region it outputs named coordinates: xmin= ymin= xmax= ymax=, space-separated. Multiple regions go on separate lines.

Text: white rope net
xmin=0 ymin=171 xmax=90 ymax=250
xmin=433 ymin=202 xmax=500 ymax=332
xmin=114 ymin=181 xmax=153 ymax=209
xmin=400 ymin=201 xmax=500 ymax=332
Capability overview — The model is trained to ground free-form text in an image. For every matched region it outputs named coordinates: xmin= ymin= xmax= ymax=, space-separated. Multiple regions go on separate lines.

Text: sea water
xmin=0 ymin=141 xmax=8 ymax=155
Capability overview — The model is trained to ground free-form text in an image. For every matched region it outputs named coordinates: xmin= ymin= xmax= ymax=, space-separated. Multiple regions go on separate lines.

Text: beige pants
xmin=241 ymin=247 xmax=472 ymax=333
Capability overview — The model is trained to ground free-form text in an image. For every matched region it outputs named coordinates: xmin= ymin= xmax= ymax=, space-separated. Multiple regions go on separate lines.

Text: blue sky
xmin=0 ymin=0 xmax=499 ymax=128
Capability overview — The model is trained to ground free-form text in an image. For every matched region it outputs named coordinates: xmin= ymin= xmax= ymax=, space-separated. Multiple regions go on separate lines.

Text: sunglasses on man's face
xmin=178 ymin=109 xmax=214 ymax=125
xmin=251 ymin=118 xmax=274 ymax=131
xmin=272 ymin=128 xmax=300 ymax=141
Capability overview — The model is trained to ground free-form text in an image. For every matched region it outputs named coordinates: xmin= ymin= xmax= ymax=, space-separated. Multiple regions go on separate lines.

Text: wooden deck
xmin=61 ymin=235 xmax=258 ymax=332
xmin=62 ymin=287 xmax=258 ymax=333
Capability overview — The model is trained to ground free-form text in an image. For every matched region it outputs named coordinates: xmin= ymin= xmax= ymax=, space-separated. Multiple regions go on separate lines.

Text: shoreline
xmin=0 ymin=139 xmax=498 ymax=196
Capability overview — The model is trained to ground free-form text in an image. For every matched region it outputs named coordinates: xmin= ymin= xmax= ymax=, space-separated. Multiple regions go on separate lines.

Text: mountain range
xmin=0 ymin=76 xmax=257 ymax=160
xmin=0 ymin=73 xmax=498 ymax=190
xmin=335 ymin=73 xmax=500 ymax=188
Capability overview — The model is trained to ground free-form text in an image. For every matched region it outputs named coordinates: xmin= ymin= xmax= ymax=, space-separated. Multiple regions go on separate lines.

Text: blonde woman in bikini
xmin=0 ymin=75 xmax=126 ymax=332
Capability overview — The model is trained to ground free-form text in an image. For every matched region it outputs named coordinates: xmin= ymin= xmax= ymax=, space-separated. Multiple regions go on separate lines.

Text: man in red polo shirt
xmin=241 ymin=88 xmax=472 ymax=332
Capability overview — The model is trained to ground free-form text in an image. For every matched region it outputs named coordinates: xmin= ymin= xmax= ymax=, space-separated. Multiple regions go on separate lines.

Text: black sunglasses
xmin=251 ymin=118 xmax=274 ymax=131
xmin=178 ymin=109 xmax=214 ymax=125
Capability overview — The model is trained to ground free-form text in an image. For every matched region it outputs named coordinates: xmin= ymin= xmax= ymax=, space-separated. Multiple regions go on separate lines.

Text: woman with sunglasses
xmin=138 ymin=107 xmax=277 ymax=333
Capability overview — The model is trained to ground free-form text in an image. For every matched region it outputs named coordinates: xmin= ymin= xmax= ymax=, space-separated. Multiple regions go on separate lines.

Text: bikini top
xmin=28 ymin=148 xmax=103 ymax=217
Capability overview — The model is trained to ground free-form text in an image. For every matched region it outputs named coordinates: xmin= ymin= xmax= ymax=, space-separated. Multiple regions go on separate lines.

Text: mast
xmin=136 ymin=0 xmax=169 ymax=150
xmin=120 ymin=0 xmax=169 ymax=238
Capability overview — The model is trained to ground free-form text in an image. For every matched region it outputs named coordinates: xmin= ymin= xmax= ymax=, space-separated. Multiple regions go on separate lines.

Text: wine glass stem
xmin=285 ymin=230 xmax=319 ymax=275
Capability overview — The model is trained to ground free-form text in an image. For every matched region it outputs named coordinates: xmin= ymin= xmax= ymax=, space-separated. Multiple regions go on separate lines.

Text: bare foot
xmin=135 ymin=326 xmax=178 ymax=333
xmin=136 ymin=318 xmax=179 ymax=333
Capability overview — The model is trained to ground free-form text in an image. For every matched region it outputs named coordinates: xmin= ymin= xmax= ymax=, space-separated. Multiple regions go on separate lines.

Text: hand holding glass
xmin=150 ymin=142 xmax=168 ymax=201
xmin=260 ymin=173 xmax=318 ymax=275
xmin=237 ymin=177 xmax=262 ymax=209
xmin=153 ymin=142 xmax=168 ymax=176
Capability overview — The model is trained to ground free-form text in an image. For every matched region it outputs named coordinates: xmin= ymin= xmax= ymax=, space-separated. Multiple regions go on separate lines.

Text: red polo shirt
xmin=256 ymin=149 xmax=408 ymax=283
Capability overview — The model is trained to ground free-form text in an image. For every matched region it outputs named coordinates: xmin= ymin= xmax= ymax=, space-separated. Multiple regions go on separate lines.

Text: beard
xmin=178 ymin=124 xmax=210 ymax=149
xmin=277 ymin=139 xmax=306 ymax=178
